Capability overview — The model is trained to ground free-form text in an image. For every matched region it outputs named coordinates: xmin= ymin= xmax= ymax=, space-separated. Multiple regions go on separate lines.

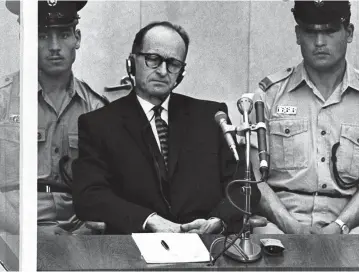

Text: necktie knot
xmin=152 ymin=105 xmax=163 ymax=117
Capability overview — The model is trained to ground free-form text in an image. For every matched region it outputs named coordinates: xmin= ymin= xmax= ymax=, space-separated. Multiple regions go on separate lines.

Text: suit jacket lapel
xmin=120 ymin=91 xmax=168 ymax=183
xmin=168 ymin=94 xmax=189 ymax=179
xmin=120 ymin=91 xmax=155 ymax=166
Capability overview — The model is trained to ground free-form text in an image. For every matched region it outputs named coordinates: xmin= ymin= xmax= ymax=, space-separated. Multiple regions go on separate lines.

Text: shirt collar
xmin=38 ymin=72 xmax=87 ymax=101
xmin=287 ymin=62 xmax=306 ymax=93
xmin=345 ymin=63 xmax=359 ymax=93
xmin=137 ymin=94 xmax=170 ymax=121
xmin=287 ymin=61 xmax=359 ymax=94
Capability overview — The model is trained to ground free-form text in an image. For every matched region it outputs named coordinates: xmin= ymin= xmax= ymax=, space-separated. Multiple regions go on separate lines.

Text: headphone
xmin=126 ymin=53 xmax=186 ymax=87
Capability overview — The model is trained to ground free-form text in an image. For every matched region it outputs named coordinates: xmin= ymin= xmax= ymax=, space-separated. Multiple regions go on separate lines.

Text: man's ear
xmin=295 ymin=25 xmax=301 ymax=45
xmin=346 ymin=23 xmax=354 ymax=44
xmin=75 ymin=29 xmax=81 ymax=49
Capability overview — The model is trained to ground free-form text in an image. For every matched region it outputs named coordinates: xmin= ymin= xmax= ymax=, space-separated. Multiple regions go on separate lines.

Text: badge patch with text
xmin=277 ymin=106 xmax=297 ymax=115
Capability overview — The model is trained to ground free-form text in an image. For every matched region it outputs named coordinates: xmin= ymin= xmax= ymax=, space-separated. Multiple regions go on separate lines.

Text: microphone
xmin=254 ymin=100 xmax=269 ymax=174
xmin=215 ymin=111 xmax=239 ymax=161
xmin=237 ymin=94 xmax=254 ymax=115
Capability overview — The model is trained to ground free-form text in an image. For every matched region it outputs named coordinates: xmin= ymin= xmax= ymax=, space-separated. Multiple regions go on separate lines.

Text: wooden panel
xmin=37 ymin=234 xmax=359 ymax=270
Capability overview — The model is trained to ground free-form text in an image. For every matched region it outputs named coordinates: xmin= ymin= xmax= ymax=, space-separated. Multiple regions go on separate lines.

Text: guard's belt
xmin=38 ymin=183 xmax=71 ymax=194
xmin=0 ymin=184 xmax=19 ymax=193
xmin=271 ymin=186 xmax=351 ymax=199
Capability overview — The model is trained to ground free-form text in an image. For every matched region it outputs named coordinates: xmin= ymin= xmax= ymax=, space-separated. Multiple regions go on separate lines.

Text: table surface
xmin=37 ymin=234 xmax=359 ymax=271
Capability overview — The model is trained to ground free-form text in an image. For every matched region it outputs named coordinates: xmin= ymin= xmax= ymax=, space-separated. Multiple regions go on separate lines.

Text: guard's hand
xmin=38 ymin=225 xmax=70 ymax=235
xmin=180 ymin=218 xmax=222 ymax=234
xmin=284 ymin=218 xmax=312 ymax=234
xmin=310 ymin=222 xmax=341 ymax=234
xmin=85 ymin=221 xmax=106 ymax=231
xmin=146 ymin=214 xmax=182 ymax=233
xmin=248 ymin=215 xmax=268 ymax=228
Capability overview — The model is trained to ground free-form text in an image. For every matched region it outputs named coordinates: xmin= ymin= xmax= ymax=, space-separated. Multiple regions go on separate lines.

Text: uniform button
xmin=321 ymin=131 xmax=326 ymax=135
xmin=5 ymin=77 xmax=9 ymax=82
xmin=357 ymin=138 xmax=359 ymax=144
xmin=287 ymin=68 xmax=291 ymax=72
xmin=321 ymin=157 xmax=325 ymax=162
xmin=37 ymin=132 xmax=41 ymax=140
xmin=54 ymin=147 xmax=59 ymax=153
xmin=322 ymin=184 xmax=327 ymax=189
xmin=285 ymin=128 xmax=290 ymax=134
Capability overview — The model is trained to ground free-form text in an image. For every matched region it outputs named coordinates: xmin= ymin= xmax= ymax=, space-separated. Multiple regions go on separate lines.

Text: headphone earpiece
xmin=175 ymin=68 xmax=185 ymax=86
xmin=126 ymin=54 xmax=136 ymax=77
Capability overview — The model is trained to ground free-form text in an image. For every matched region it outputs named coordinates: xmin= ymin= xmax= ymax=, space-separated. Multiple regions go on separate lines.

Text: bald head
xmin=131 ymin=21 xmax=190 ymax=59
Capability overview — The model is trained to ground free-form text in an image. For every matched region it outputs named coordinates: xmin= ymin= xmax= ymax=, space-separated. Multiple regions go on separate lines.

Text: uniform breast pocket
xmin=0 ymin=123 xmax=20 ymax=184
xmin=336 ymin=124 xmax=359 ymax=181
xmin=68 ymin=133 xmax=79 ymax=159
xmin=269 ymin=118 xmax=309 ymax=171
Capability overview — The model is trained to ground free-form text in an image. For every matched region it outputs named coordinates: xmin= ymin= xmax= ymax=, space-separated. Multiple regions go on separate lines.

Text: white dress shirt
xmin=137 ymin=94 xmax=169 ymax=152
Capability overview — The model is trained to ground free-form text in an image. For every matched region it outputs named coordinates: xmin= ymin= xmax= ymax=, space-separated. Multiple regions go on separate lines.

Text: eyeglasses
xmin=136 ymin=52 xmax=186 ymax=74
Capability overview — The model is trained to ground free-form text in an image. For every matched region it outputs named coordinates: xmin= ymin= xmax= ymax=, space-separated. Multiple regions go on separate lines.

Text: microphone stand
xmin=211 ymin=95 xmax=268 ymax=265
xmin=223 ymin=96 xmax=261 ymax=262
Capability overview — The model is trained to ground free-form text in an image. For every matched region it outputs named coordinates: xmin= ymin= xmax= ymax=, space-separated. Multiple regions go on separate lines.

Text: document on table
xmin=0 ymin=261 xmax=7 ymax=272
xmin=132 ymin=233 xmax=210 ymax=263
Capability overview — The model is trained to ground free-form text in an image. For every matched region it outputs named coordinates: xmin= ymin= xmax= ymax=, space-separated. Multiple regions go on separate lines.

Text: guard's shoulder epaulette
xmin=259 ymin=67 xmax=294 ymax=92
xmin=104 ymin=76 xmax=133 ymax=93
xmin=104 ymin=84 xmax=132 ymax=93
xmin=80 ymin=79 xmax=110 ymax=106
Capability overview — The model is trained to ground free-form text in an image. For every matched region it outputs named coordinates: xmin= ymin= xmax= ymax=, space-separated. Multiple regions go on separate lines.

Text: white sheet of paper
xmin=0 ymin=261 xmax=7 ymax=272
xmin=132 ymin=233 xmax=210 ymax=264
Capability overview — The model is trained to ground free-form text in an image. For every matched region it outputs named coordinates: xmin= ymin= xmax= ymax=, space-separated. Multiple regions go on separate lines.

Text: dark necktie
xmin=153 ymin=105 xmax=169 ymax=169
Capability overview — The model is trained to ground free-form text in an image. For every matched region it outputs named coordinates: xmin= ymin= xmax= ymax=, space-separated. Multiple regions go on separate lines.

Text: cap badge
xmin=314 ymin=0 xmax=324 ymax=8
xmin=47 ymin=0 xmax=57 ymax=7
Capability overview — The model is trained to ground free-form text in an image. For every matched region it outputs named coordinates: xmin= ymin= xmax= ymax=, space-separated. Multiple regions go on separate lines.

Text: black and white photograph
xmin=1 ymin=0 xmax=359 ymax=270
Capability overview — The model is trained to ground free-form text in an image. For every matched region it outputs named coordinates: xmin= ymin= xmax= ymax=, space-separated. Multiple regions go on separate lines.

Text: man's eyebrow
xmin=59 ymin=28 xmax=72 ymax=32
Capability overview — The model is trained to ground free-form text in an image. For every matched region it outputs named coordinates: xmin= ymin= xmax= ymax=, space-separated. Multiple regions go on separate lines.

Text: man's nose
xmin=314 ymin=32 xmax=326 ymax=47
xmin=156 ymin=61 xmax=168 ymax=76
xmin=49 ymin=33 xmax=61 ymax=52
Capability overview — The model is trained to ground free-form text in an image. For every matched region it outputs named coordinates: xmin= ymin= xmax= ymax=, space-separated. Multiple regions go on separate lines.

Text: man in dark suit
xmin=72 ymin=21 xmax=260 ymax=234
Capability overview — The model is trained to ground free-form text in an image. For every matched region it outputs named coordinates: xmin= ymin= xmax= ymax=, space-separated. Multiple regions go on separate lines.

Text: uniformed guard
xmin=0 ymin=0 xmax=20 ymax=235
xmin=37 ymin=0 xmax=107 ymax=234
xmin=250 ymin=1 xmax=359 ymax=235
